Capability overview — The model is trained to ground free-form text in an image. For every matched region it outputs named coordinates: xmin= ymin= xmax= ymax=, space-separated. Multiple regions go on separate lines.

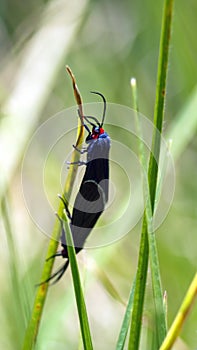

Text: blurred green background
xmin=0 ymin=0 xmax=197 ymax=349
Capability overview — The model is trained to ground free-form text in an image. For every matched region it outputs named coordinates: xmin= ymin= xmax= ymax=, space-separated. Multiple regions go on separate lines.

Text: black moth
xmin=46 ymin=92 xmax=110 ymax=283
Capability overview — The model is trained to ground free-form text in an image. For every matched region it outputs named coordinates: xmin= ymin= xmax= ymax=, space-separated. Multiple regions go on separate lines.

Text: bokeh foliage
xmin=0 ymin=0 xmax=197 ymax=349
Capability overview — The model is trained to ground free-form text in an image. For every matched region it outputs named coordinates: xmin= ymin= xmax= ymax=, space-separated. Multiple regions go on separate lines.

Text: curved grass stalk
xmin=22 ymin=67 xmax=85 ymax=349
xmin=160 ymin=273 xmax=197 ymax=350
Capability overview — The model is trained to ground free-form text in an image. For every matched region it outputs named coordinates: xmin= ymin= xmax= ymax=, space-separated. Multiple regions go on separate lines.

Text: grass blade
xmin=128 ymin=216 xmax=149 ymax=349
xmin=128 ymin=0 xmax=174 ymax=348
xmin=116 ymin=279 xmax=136 ymax=350
xmin=160 ymin=273 xmax=197 ymax=350
xmin=63 ymin=215 xmax=93 ymax=350
xmin=22 ymin=67 xmax=84 ymax=349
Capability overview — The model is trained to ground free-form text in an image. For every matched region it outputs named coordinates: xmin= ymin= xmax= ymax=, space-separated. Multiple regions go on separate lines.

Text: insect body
xmin=47 ymin=92 xmax=110 ymax=283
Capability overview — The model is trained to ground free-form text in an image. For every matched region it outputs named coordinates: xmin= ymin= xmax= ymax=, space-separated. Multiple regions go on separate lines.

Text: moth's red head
xmin=91 ymin=126 xmax=105 ymax=139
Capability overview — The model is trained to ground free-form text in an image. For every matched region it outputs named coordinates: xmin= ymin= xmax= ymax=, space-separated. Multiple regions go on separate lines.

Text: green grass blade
xmin=128 ymin=0 xmax=174 ymax=348
xmin=148 ymin=0 xmax=174 ymax=208
xmin=116 ymin=279 xmax=136 ymax=350
xmin=127 ymin=77 xmax=150 ymax=349
xmin=22 ymin=69 xmax=84 ymax=350
xmin=63 ymin=216 xmax=93 ymax=350
xmin=22 ymin=149 xmax=83 ymax=350
xmin=131 ymin=77 xmax=167 ymax=344
xmin=145 ymin=193 xmax=168 ymax=344
xmin=146 ymin=0 xmax=174 ymax=344
xmin=128 ymin=215 xmax=149 ymax=350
